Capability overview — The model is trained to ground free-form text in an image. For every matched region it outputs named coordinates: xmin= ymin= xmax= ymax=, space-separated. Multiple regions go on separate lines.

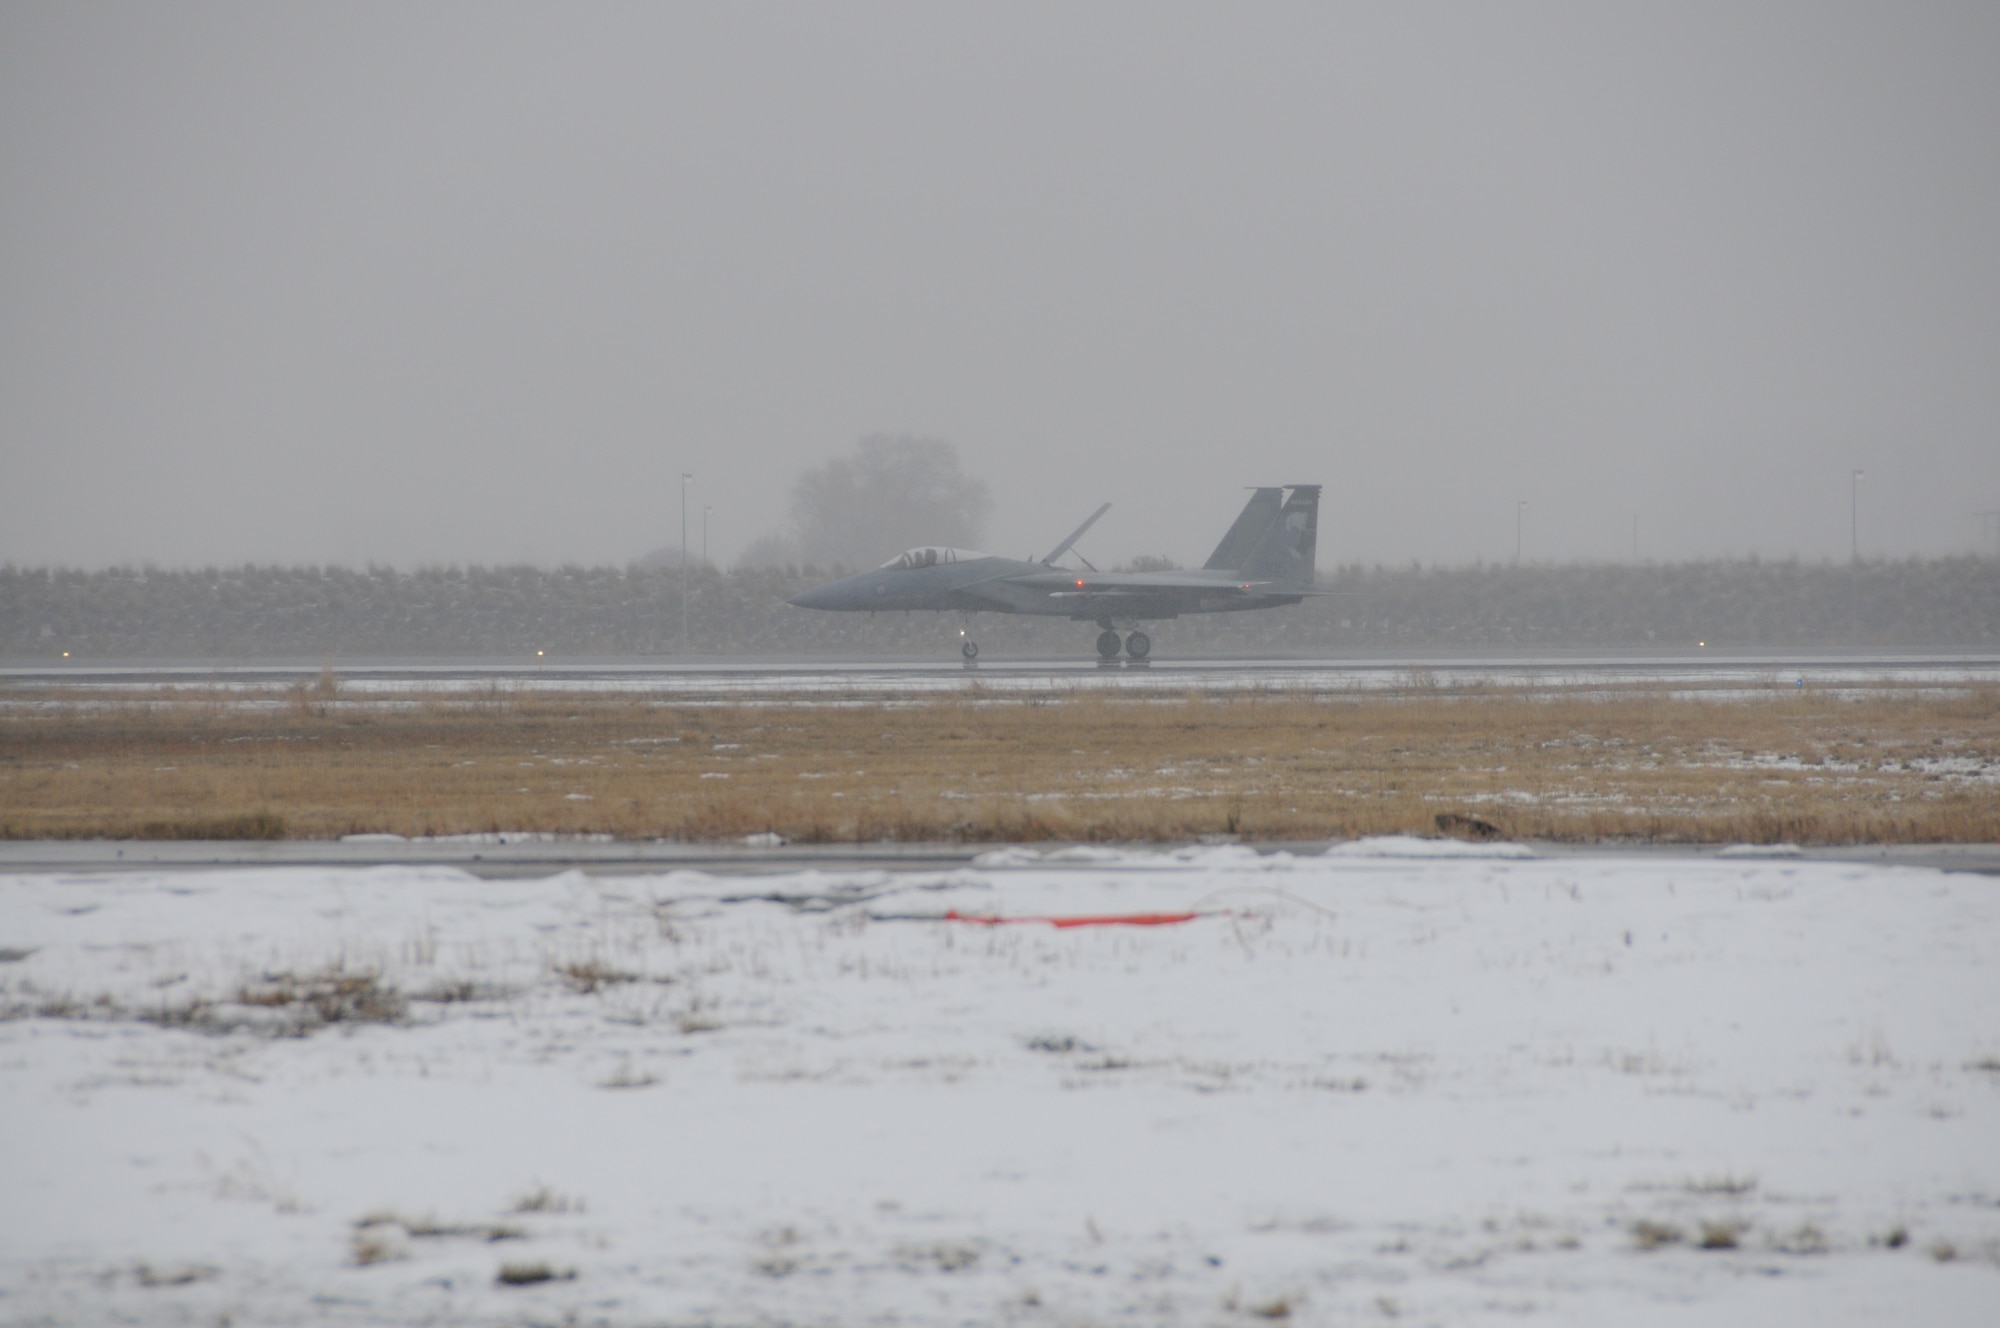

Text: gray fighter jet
xmin=786 ymin=485 xmax=1323 ymax=660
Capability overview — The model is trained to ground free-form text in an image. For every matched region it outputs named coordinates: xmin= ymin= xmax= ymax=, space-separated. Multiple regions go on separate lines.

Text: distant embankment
xmin=3 ymin=559 xmax=1997 ymax=659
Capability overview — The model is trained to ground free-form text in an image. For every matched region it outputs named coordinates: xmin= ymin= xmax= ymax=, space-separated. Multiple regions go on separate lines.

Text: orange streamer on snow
xmin=943 ymin=909 xmax=1204 ymax=928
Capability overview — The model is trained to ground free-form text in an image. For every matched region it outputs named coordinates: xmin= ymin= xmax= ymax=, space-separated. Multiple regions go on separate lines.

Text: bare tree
xmin=788 ymin=435 xmax=992 ymax=569
xmin=732 ymin=532 xmax=801 ymax=571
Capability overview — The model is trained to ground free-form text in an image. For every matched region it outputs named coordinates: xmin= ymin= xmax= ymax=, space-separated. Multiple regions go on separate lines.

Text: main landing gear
xmin=1095 ymin=628 xmax=1151 ymax=661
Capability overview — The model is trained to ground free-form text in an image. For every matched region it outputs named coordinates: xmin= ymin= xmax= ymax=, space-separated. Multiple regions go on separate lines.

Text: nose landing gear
xmin=961 ymin=639 xmax=979 ymax=660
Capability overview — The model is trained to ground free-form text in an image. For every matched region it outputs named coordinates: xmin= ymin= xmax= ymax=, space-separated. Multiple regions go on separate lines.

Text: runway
xmin=6 ymin=649 xmax=2000 ymax=702
xmin=4 ymin=837 xmax=1999 ymax=879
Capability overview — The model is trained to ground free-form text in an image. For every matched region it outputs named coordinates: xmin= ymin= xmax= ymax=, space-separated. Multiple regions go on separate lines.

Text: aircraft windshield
xmin=879 ymin=547 xmax=986 ymax=570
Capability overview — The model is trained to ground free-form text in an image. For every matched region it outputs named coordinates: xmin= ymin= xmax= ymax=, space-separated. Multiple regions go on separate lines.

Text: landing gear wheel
xmin=1125 ymin=631 xmax=1151 ymax=659
xmin=1096 ymin=629 xmax=1123 ymax=659
xmin=961 ymin=640 xmax=979 ymax=660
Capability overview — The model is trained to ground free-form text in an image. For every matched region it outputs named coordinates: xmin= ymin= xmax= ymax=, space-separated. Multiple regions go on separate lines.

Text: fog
xmin=4 ymin=3 xmax=1997 ymax=571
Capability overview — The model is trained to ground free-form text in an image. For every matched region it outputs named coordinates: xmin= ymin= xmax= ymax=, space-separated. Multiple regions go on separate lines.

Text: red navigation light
xmin=1075 ymin=579 xmax=1084 ymax=588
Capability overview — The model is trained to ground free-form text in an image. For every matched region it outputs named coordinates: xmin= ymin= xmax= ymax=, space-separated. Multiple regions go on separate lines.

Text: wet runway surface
xmin=7 ymin=649 xmax=2000 ymax=700
xmin=5 ymin=838 xmax=1999 ymax=879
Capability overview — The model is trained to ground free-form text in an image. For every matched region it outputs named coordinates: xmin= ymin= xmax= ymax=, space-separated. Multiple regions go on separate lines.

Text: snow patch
xmin=3 ymin=853 xmax=1996 ymax=1324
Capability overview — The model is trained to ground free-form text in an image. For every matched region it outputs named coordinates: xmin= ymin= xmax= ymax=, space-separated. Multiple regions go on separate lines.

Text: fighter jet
xmin=786 ymin=485 xmax=1324 ymax=660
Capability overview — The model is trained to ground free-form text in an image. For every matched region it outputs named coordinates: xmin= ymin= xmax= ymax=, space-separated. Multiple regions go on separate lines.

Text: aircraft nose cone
xmin=787 ymin=584 xmax=832 ymax=609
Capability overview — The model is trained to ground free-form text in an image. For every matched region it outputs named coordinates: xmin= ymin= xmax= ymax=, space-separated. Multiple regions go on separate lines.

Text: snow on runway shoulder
xmin=3 ymin=844 xmax=1997 ymax=1325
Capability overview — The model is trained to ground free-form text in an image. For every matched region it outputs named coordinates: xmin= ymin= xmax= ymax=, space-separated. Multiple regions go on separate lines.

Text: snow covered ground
xmin=3 ymin=843 xmax=1997 ymax=1325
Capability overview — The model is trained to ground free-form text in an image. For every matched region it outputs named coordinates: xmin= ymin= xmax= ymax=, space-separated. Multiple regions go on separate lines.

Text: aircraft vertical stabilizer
xmin=1202 ymin=488 xmax=1284 ymax=570
xmin=1240 ymin=485 xmax=1320 ymax=585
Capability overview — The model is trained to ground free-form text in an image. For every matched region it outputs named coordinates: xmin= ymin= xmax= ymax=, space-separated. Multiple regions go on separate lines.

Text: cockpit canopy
xmin=880 ymin=546 xmax=987 ymax=570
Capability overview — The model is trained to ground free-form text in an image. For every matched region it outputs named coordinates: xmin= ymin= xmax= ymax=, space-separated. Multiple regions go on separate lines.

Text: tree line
xmin=4 ymin=556 xmax=1995 ymax=659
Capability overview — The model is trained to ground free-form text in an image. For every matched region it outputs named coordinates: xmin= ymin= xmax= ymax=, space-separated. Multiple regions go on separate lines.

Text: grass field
xmin=3 ymin=676 xmax=1997 ymax=843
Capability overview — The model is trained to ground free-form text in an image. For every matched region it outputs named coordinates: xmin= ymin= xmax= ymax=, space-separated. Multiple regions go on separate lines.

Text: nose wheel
xmin=961 ymin=639 xmax=979 ymax=660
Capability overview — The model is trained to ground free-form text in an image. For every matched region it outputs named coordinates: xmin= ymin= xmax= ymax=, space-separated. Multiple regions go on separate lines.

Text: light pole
xmin=681 ymin=472 xmax=694 ymax=651
xmin=1850 ymin=469 xmax=1863 ymax=562
xmin=1515 ymin=500 xmax=1527 ymax=565
xmin=703 ymin=504 xmax=713 ymax=567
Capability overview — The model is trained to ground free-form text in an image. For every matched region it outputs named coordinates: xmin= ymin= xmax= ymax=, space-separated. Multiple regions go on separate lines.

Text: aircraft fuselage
xmin=786 ymin=555 xmax=1301 ymax=621
xmin=784 ymin=484 xmax=1323 ymax=658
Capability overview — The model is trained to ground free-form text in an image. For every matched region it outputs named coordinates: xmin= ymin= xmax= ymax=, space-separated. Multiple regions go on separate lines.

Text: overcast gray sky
xmin=4 ymin=2 xmax=1997 ymax=571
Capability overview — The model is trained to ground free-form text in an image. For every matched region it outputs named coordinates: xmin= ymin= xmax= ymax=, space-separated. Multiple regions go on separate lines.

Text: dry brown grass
xmin=1 ymin=680 xmax=1995 ymax=844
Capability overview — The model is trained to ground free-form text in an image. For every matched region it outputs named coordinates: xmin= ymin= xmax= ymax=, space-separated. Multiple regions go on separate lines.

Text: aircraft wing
xmin=976 ymin=569 xmax=1358 ymax=613
xmin=1006 ymin=571 xmax=1288 ymax=598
